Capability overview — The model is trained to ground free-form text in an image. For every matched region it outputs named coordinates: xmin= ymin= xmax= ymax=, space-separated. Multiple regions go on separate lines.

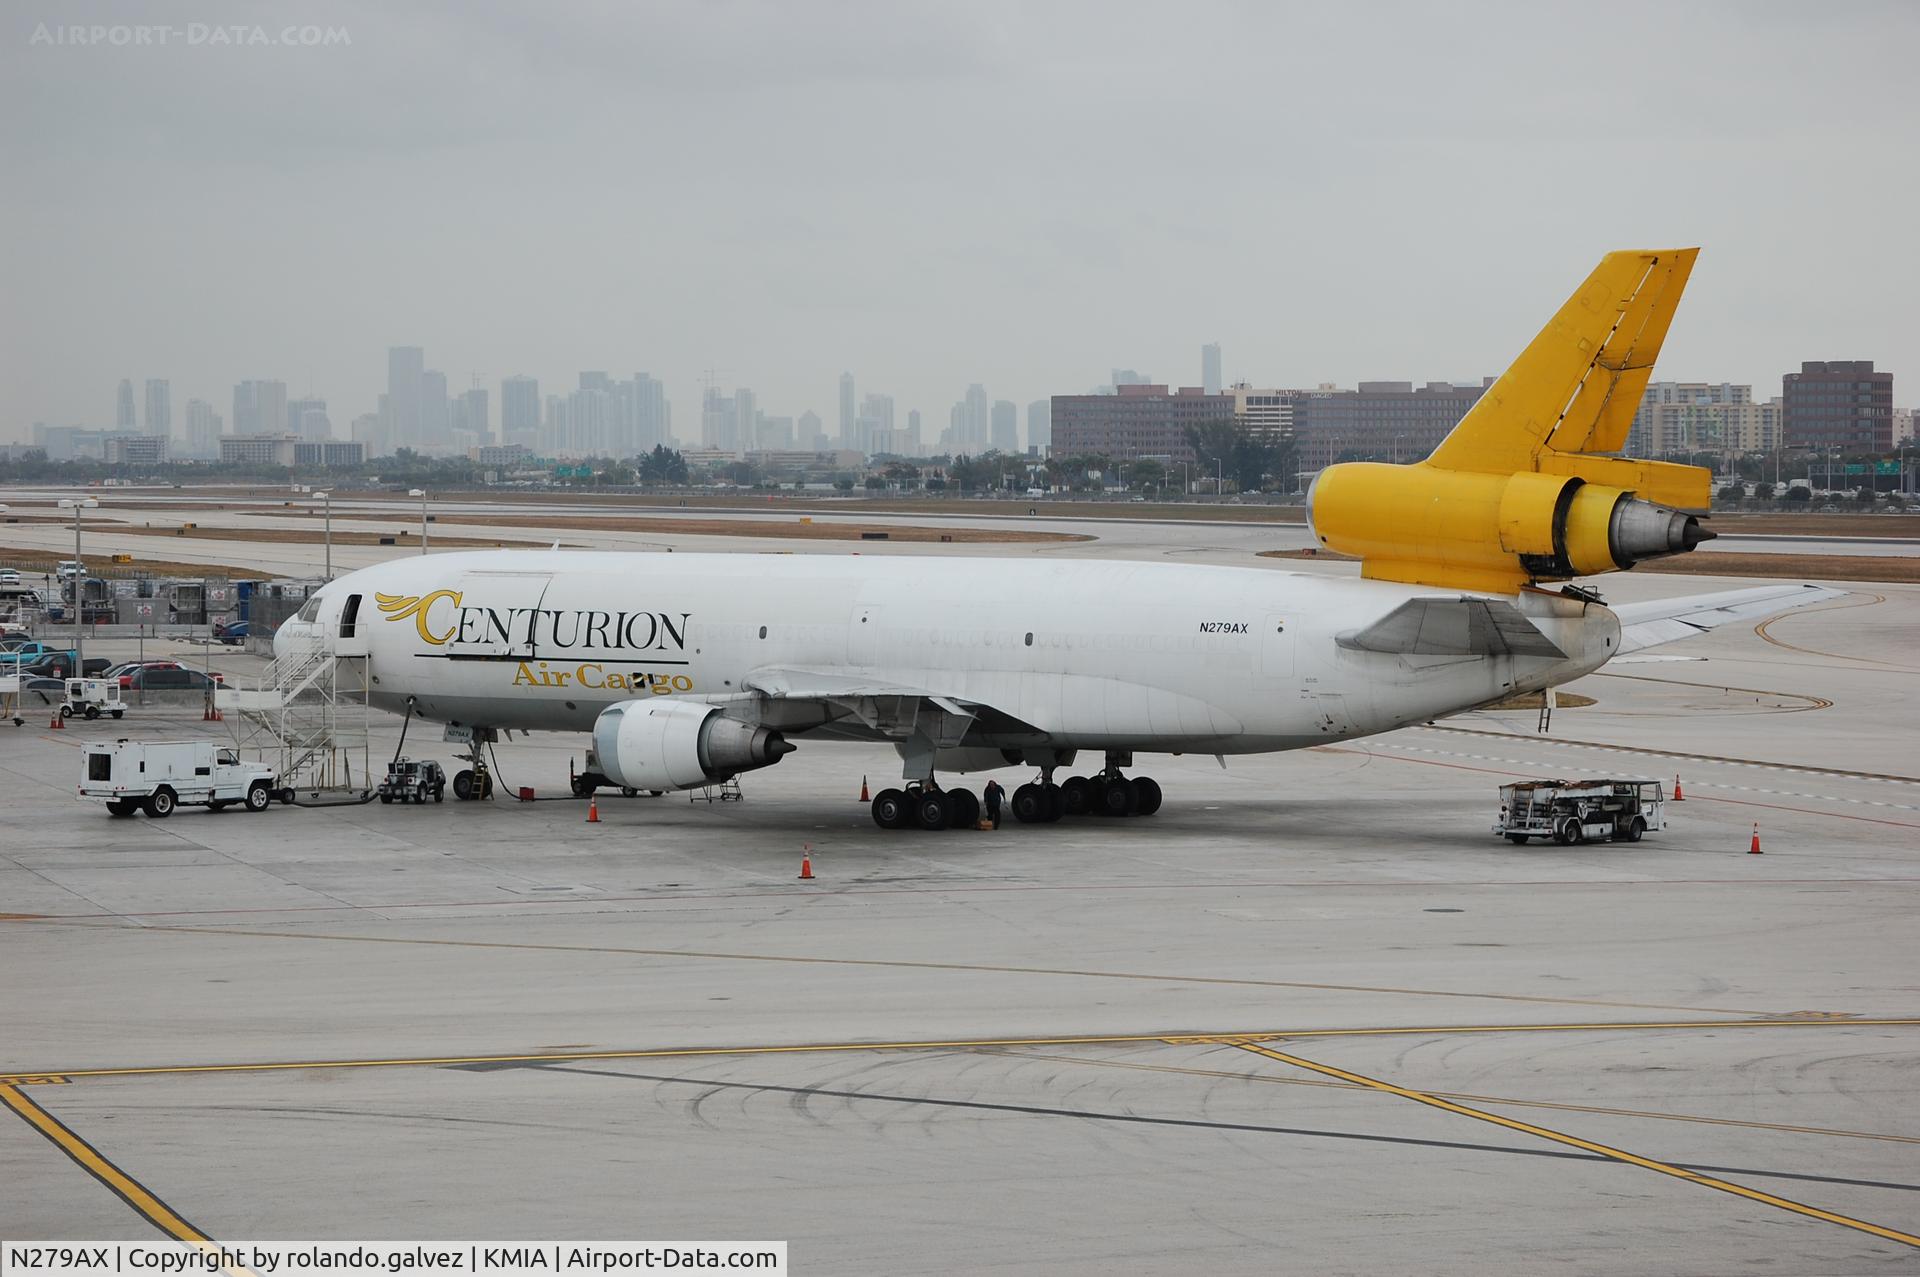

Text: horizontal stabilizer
xmin=1337 ymin=598 xmax=1567 ymax=659
xmin=1611 ymin=583 xmax=1845 ymax=655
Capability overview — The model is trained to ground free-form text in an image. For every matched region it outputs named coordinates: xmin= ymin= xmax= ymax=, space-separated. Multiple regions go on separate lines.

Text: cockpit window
xmin=295 ymin=596 xmax=323 ymax=623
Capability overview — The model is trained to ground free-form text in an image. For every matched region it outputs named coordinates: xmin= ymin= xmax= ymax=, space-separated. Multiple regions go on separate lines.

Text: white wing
xmin=1610 ymin=583 xmax=1845 ymax=655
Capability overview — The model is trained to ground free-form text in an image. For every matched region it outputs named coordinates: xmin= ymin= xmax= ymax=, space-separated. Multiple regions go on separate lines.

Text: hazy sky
xmin=4 ymin=0 xmax=1916 ymax=440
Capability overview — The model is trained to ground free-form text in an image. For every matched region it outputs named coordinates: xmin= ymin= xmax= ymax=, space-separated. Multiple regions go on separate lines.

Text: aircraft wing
xmin=743 ymin=665 xmax=1046 ymax=739
xmin=1610 ymin=582 xmax=1845 ymax=655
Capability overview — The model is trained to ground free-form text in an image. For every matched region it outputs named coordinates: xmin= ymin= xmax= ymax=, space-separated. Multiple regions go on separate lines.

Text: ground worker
xmin=983 ymin=778 xmax=1004 ymax=829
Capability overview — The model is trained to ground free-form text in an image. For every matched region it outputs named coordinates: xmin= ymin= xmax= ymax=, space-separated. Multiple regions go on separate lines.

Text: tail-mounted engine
xmin=1307 ymin=464 xmax=1713 ymax=593
xmin=1301 ymin=248 xmax=1715 ymax=593
xmin=592 ymin=700 xmax=794 ymax=793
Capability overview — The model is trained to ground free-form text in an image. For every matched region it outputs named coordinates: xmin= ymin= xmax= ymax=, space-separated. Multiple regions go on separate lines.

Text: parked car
xmin=0 ymin=569 xmax=21 ymax=584
xmin=213 ymin=619 xmax=250 ymax=645
xmin=105 ymin=659 xmax=217 ymax=688
xmin=22 ymin=655 xmax=109 ymax=680
xmin=2 ymin=641 xmax=70 ymax=669
xmin=124 ymin=666 xmax=222 ymax=691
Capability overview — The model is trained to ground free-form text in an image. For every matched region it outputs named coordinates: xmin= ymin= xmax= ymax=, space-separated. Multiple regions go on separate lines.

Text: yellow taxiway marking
xmin=969 ymin=1048 xmax=1920 ymax=1146
xmin=0 ymin=1083 xmax=250 ymax=1268
xmin=115 ymin=923 xmax=1796 ymax=1018
xmin=7 ymin=1017 xmax=1917 ymax=1086
xmin=1228 ymin=1040 xmax=1920 ymax=1250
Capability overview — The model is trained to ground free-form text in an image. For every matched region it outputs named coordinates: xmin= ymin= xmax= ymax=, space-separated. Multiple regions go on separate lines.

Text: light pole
xmin=58 ymin=497 xmax=98 ymax=675
xmin=408 ymin=488 xmax=428 ymax=554
xmin=314 ymin=491 xmax=333 ymax=580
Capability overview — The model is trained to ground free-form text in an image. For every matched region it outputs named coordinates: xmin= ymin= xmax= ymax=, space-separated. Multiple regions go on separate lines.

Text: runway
xmin=1 ymin=507 xmax=1916 ymax=1271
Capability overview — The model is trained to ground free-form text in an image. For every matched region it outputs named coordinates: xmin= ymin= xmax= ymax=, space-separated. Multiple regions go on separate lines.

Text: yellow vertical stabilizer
xmin=1306 ymin=248 xmax=1715 ymax=592
xmin=1426 ymin=248 xmax=1702 ymax=507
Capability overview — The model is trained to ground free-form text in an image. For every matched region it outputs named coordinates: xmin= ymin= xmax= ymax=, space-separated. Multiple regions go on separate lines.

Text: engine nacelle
xmin=1305 ymin=463 xmax=1712 ymax=592
xmin=591 ymin=700 xmax=794 ymax=792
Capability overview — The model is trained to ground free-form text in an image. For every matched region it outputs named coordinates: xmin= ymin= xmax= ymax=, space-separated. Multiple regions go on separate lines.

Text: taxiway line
xmin=969 ymin=1048 xmax=1920 ymax=1146
xmin=7 ymin=1017 xmax=1916 ymax=1085
xmin=1415 ymin=724 xmax=1920 ymax=785
xmin=0 ymin=1082 xmax=222 ymax=1249
xmin=1228 ymin=1040 xmax=1920 ymax=1250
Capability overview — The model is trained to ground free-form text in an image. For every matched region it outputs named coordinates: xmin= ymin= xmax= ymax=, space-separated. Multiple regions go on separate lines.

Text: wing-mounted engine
xmin=591 ymin=700 xmax=794 ymax=793
xmin=1304 ymin=249 xmax=1716 ymax=593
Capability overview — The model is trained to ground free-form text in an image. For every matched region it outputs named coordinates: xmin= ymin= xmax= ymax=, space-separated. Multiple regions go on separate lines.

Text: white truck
xmin=79 ymin=739 xmax=282 ymax=818
xmin=1494 ymin=778 xmax=1666 ymax=846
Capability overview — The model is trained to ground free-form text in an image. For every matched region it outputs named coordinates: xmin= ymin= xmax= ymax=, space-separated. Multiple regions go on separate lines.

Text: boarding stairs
xmin=215 ymin=633 xmax=371 ymax=791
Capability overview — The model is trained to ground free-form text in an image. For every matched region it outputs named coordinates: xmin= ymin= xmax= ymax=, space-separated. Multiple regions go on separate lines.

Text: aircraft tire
xmin=871 ymin=788 xmax=909 ymax=830
xmin=1060 ymin=776 xmax=1092 ymax=816
xmin=947 ymin=788 xmax=980 ymax=828
xmin=914 ymin=790 xmax=953 ymax=831
xmin=1042 ymin=784 xmax=1065 ymax=822
xmin=1010 ymin=783 xmax=1048 ymax=823
xmin=452 ymin=769 xmax=475 ymax=801
xmin=1098 ymin=779 xmax=1136 ymax=817
xmin=1133 ymin=777 xmax=1162 ymax=817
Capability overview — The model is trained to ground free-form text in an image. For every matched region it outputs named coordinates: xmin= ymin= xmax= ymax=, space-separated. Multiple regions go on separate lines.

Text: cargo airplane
xmin=268 ymin=249 xmax=1839 ymax=829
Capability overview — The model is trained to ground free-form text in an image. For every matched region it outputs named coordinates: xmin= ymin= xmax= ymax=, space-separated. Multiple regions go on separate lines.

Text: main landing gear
xmin=870 ymin=781 xmax=982 ymax=831
xmin=1013 ymin=764 xmax=1161 ymax=824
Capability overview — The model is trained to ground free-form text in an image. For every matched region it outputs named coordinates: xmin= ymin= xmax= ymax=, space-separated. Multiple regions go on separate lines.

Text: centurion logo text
xmin=376 ymin=592 xmax=690 ymax=654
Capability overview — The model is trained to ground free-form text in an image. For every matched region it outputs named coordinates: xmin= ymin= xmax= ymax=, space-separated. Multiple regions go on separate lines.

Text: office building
xmin=991 ymin=400 xmax=1019 ymax=452
xmin=387 ymin=346 xmax=424 ymax=449
xmin=104 ymin=433 xmax=169 ymax=465
xmin=452 ymin=387 xmax=489 ymax=445
xmin=33 ymin=425 xmax=111 ymax=460
xmin=1782 ymin=361 xmax=1894 ymax=452
xmin=1629 ymin=383 xmax=1779 ymax=457
xmin=144 ymin=379 xmax=170 ymax=439
xmin=1291 ymin=381 xmax=1486 ymax=474
xmin=116 ymin=378 xmax=136 ymax=429
xmin=1027 ymin=400 xmax=1051 ymax=452
xmin=501 ymin=376 xmax=540 ymax=450
xmin=838 ymin=373 xmax=856 ymax=446
xmin=799 ymin=409 xmax=825 ymax=451
xmin=1231 ymin=387 xmax=1310 ymax=447
xmin=183 ymin=399 xmax=222 ymax=458
xmin=232 ymin=380 xmax=288 ymax=439
xmin=1202 ymin=344 xmax=1222 ymax=395
xmin=294 ymin=440 xmax=364 ymax=467
xmin=1050 ymin=384 xmax=1233 ymax=464
xmin=287 ymin=396 xmax=328 ymax=439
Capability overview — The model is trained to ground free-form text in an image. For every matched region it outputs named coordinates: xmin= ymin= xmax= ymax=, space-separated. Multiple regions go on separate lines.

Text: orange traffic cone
xmin=798 ymin=843 xmax=815 ymax=880
xmin=1749 ymin=823 xmax=1762 ymax=855
xmin=858 ymin=775 xmax=870 ymax=802
xmin=585 ymin=795 xmax=600 ymax=823
xmin=49 ymin=711 xmax=63 ymax=730
xmin=1672 ymin=774 xmax=1684 ymax=801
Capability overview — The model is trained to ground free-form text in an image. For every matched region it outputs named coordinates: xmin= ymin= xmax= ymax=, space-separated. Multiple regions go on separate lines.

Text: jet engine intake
xmin=591 ymin=700 xmax=794 ymax=793
xmin=1306 ymin=463 xmax=1712 ymax=592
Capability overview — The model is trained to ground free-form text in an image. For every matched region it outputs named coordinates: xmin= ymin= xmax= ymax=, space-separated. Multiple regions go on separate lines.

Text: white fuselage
xmin=275 ymin=551 xmax=1621 ymax=759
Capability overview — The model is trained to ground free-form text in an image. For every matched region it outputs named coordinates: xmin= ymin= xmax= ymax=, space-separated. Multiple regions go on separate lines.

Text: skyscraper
xmin=799 ymin=409 xmax=824 ymax=451
xmin=632 ymin=374 xmax=668 ymax=451
xmin=1202 ymin=343 xmax=1222 ymax=395
xmin=963 ymin=384 xmax=989 ymax=450
xmin=991 ymin=400 xmax=1019 ymax=452
xmin=453 ymin=388 xmax=489 ymax=445
xmin=183 ymin=399 xmax=221 ymax=458
xmin=735 ymin=387 xmax=758 ymax=452
xmin=420 ymin=369 xmax=449 ymax=451
xmin=1027 ymin=399 xmax=1051 ymax=452
xmin=501 ymin=376 xmax=540 ymax=450
xmin=232 ymin=380 xmax=287 ymax=437
xmin=144 ymin=379 xmax=170 ymax=439
xmin=701 ymin=386 xmax=738 ymax=451
xmin=116 ymin=378 xmax=136 ymax=429
xmin=387 ymin=346 xmax=424 ymax=449
xmin=838 ymin=372 xmax=856 ymax=446
xmin=287 ymin=396 xmax=328 ymax=439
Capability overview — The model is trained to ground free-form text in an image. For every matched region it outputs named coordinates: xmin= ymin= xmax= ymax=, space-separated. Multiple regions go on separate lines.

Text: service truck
xmin=79 ymin=739 xmax=282 ymax=818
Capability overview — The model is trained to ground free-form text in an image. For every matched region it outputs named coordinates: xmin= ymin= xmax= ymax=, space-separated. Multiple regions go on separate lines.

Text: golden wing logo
xmin=376 ymin=590 xmax=462 ymax=645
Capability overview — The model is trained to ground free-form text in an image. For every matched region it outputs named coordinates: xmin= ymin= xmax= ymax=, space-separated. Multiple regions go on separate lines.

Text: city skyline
xmin=5 ymin=4 xmax=1915 ymax=445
